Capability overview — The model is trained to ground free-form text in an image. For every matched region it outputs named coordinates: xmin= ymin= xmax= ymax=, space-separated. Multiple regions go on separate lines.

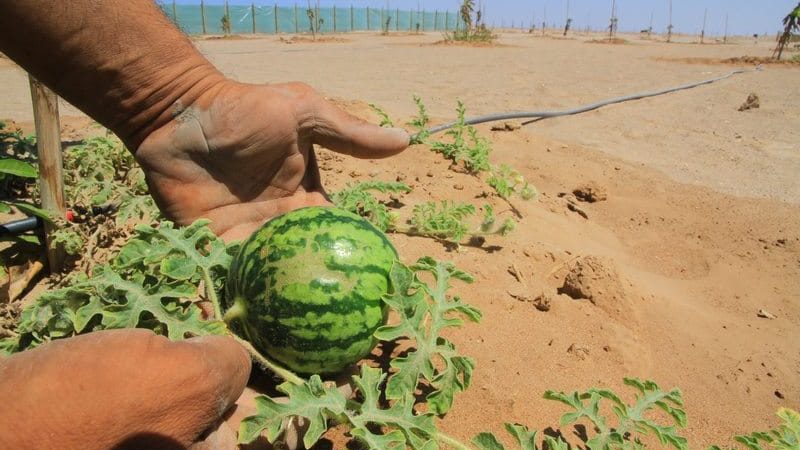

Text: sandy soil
xmin=1 ymin=31 xmax=798 ymax=448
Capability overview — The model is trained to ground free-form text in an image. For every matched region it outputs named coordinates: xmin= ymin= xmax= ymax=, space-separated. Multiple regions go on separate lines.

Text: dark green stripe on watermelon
xmin=225 ymin=206 xmax=397 ymax=375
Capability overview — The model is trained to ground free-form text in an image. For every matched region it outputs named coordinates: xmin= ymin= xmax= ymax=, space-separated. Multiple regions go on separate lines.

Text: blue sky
xmin=174 ymin=0 xmax=797 ymax=36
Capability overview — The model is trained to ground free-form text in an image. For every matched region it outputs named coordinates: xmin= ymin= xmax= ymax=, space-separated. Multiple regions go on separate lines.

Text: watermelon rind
xmin=226 ymin=206 xmax=397 ymax=375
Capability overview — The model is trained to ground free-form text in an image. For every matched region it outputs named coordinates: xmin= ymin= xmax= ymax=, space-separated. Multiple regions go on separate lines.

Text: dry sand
xmin=1 ymin=30 xmax=798 ymax=448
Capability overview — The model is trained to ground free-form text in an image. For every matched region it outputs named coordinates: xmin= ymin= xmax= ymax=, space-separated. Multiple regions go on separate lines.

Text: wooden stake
xmin=28 ymin=76 xmax=66 ymax=274
xmin=252 ymin=3 xmax=256 ymax=33
xmin=274 ymin=3 xmax=279 ymax=33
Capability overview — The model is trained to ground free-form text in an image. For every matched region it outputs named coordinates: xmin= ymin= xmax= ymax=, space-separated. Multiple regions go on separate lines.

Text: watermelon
xmin=225 ymin=206 xmax=397 ymax=375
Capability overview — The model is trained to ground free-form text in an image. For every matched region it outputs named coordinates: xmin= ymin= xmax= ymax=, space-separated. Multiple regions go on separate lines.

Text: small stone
xmin=426 ymin=171 xmax=434 ymax=177
xmin=757 ymin=309 xmax=777 ymax=319
xmin=396 ymin=173 xmax=407 ymax=182
xmin=454 ymin=184 xmax=464 ymax=190
xmin=348 ymin=170 xmax=361 ymax=178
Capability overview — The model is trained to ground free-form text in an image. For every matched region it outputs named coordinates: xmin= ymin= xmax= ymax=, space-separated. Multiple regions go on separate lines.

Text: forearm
xmin=0 ymin=0 xmax=224 ymax=149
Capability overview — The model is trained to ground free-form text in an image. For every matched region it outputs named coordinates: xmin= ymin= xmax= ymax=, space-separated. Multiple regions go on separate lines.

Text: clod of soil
xmin=567 ymin=343 xmax=590 ymax=360
xmin=558 ymin=256 xmax=627 ymax=309
xmin=573 ymin=182 xmax=608 ymax=203
xmin=490 ymin=121 xmax=521 ymax=132
xmin=738 ymin=93 xmax=760 ymax=112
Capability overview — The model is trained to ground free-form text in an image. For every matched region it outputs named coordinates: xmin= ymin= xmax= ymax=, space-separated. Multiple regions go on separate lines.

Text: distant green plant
xmin=430 ymin=101 xmax=491 ymax=174
xmin=368 ymin=104 xmax=395 ymax=128
xmin=408 ymin=94 xmax=431 ymax=144
xmin=331 ymin=180 xmax=411 ymax=231
xmin=398 ymin=201 xmax=514 ymax=242
xmin=488 ymin=164 xmax=538 ymax=201
xmin=774 ymin=2 xmax=800 ymax=59
xmin=446 ymin=0 xmax=495 ymax=43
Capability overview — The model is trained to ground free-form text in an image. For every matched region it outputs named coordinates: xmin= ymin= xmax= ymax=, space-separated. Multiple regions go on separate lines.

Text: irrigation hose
xmin=418 ymin=66 xmax=762 ymax=138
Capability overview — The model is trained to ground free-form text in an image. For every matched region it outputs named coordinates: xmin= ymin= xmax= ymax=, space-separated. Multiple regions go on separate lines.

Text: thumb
xmin=309 ymin=98 xmax=410 ymax=159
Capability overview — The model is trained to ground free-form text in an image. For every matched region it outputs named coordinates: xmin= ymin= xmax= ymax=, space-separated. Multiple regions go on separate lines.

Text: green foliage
xmin=369 ymin=104 xmax=395 ymax=128
xmin=404 ymin=201 xmax=513 ymax=242
xmin=331 ymin=180 xmax=411 ymax=232
xmin=542 ymin=378 xmax=688 ymax=450
xmin=50 ymin=228 xmax=84 ymax=256
xmin=409 ymin=200 xmax=476 ymax=241
xmin=0 ymin=158 xmax=37 ymax=179
xmin=430 ymin=101 xmax=491 ymax=174
xmin=446 ymin=1 xmax=495 ymax=43
xmin=377 ymin=258 xmax=480 ymax=415
xmin=480 ymin=204 xmax=516 ymax=236
xmin=488 ymin=164 xmax=539 ymax=201
xmin=408 ymin=94 xmax=431 ymax=144
xmin=473 ymin=424 xmax=569 ymax=450
xmin=710 ymin=408 xmax=800 ymax=450
xmin=0 ymin=220 xmax=233 ymax=355
xmin=240 ymin=365 xmax=438 ymax=449
xmin=63 ymin=136 xmax=157 ymax=226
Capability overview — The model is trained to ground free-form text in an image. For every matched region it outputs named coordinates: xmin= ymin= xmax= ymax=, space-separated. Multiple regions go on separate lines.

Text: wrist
xmin=116 ymin=61 xmax=227 ymax=151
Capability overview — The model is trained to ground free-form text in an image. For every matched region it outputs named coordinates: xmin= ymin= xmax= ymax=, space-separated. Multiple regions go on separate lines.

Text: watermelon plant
xmin=0 ymin=114 xmax=793 ymax=450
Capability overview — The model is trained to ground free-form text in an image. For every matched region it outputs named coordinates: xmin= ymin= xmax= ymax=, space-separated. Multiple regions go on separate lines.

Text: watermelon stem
xmin=204 ymin=274 xmax=304 ymax=385
xmin=231 ymin=334 xmax=305 ymax=385
xmin=202 ymin=270 xmax=223 ymax=320
xmin=435 ymin=431 xmax=472 ymax=450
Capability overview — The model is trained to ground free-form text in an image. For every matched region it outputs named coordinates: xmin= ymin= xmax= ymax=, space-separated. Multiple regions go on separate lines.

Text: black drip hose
xmin=417 ymin=66 xmax=762 ymax=139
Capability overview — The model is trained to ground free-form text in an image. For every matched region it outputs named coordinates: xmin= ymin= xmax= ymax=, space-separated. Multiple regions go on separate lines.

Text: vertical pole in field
xmin=172 ymin=0 xmax=177 ymax=23
xmin=434 ymin=10 xmax=438 ymax=31
xmin=396 ymin=8 xmax=400 ymax=30
xmin=445 ymin=10 xmax=448 ymax=31
xmin=333 ymin=5 xmax=337 ymax=32
xmin=422 ymin=9 xmax=425 ymax=31
xmin=350 ymin=5 xmax=354 ymax=31
xmin=380 ymin=7 xmax=384 ymax=31
xmin=667 ymin=0 xmax=673 ymax=42
xmin=723 ymin=13 xmax=728 ymax=43
xmin=28 ymin=76 xmax=66 ymax=274
xmin=294 ymin=4 xmax=298 ymax=33
xmin=648 ymin=9 xmax=654 ymax=36
xmin=410 ymin=10 xmax=413 ymax=31
xmin=609 ymin=0 xmax=616 ymax=36
xmin=251 ymin=3 xmax=256 ymax=33
xmin=367 ymin=6 xmax=370 ymax=30
xmin=201 ymin=0 xmax=207 ymax=34
xmin=700 ymin=8 xmax=707 ymax=43
xmin=274 ymin=4 xmax=279 ymax=33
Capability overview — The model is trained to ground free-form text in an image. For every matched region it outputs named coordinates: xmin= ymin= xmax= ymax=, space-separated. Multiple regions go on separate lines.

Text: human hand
xmin=0 ymin=329 xmax=251 ymax=450
xmin=134 ymin=80 xmax=410 ymax=242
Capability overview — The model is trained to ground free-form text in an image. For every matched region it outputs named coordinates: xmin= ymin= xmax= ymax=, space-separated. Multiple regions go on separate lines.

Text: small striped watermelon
xmin=225 ymin=206 xmax=397 ymax=375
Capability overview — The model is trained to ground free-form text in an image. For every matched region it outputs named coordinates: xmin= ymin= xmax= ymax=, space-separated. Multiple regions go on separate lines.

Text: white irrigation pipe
xmin=421 ymin=66 xmax=762 ymax=137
